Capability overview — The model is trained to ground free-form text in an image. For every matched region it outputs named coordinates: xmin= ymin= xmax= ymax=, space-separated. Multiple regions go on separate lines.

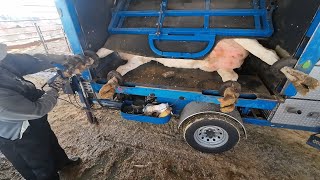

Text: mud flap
xmin=306 ymin=134 xmax=320 ymax=150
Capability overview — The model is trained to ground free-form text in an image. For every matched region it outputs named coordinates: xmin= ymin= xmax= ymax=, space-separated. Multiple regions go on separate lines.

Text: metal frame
xmin=56 ymin=0 xmax=320 ymax=133
xmin=90 ymin=83 xmax=277 ymax=114
xmin=109 ymin=0 xmax=275 ymax=58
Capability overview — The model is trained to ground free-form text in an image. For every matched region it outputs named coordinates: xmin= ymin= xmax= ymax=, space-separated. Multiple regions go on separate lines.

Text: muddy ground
xmin=1 ymin=92 xmax=320 ymax=180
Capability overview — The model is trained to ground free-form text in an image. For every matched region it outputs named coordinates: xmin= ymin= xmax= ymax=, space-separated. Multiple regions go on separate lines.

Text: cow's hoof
xmin=107 ymin=70 xmax=124 ymax=85
xmin=99 ymin=84 xmax=116 ymax=99
xmin=218 ymin=87 xmax=239 ymax=113
xmin=281 ymin=66 xmax=319 ymax=95
xmin=219 ymin=81 xmax=241 ymax=96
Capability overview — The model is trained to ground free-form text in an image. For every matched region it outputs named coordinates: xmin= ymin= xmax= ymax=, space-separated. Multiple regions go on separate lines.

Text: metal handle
xmin=286 ymin=107 xmax=302 ymax=114
xmin=148 ymin=34 xmax=215 ymax=59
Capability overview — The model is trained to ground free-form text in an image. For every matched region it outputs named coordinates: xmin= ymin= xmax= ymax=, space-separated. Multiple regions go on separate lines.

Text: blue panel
xmin=283 ymin=21 xmax=320 ymax=96
xmin=121 ymin=112 xmax=171 ymax=124
xmin=108 ymin=0 xmax=274 ymax=58
xmin=55 ymin=0 xmax=84 ymax=54
xmin=242 ymin=118 xmax=272 ymax=126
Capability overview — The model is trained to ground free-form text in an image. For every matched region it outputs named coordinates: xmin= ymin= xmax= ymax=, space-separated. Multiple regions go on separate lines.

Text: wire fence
xmin=0 ymin=18 xmax=71 ymax=55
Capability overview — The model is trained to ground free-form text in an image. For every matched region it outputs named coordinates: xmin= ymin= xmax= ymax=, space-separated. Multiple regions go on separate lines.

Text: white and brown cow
xmin=95 ymin=38 xmax=319 ymax=112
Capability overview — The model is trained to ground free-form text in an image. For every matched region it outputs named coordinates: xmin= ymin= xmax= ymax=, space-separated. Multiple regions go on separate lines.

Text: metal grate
xmin=109 ymin=0 xmax=275 ymax=58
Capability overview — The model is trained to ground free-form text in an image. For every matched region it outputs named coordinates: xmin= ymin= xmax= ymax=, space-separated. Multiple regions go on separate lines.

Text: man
xmin=0 ymin=43 xmax=93 ymax=180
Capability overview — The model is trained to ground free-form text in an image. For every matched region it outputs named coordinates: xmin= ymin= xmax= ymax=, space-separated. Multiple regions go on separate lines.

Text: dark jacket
xmin=0 ymin=53 xmax=66 ymax=140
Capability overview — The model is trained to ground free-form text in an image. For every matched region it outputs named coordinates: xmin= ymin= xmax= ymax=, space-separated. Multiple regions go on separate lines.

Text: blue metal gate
xmin=109 ymin=0 xmax=275 ymax=58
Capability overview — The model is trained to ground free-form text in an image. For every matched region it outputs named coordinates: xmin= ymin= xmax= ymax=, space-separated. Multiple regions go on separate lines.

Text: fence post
xmin=34 ymin=22 xmax=49 ymax=54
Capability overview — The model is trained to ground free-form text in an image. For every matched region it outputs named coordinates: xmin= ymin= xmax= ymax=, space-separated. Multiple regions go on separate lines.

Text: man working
xmin=0 ymin=43 xmax=94 ymax=179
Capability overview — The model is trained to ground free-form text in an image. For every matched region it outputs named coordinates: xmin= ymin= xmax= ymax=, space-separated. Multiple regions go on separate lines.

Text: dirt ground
xmin=1 ymin=91 xmax=319 ymax=180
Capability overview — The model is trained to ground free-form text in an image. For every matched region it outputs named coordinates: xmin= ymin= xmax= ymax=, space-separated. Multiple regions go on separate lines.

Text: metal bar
xmin=110 ymin=27 xmax=272 ymax=36
xmin=116 ymin=9 xmax=265 ymax=17
xmin=253 ymin=0 xmax=261 ymax=29
xmin=109 ymin=0 xmax=127 ymax=30
xmin=117 ymin=0 xmax=132 ymax=28
xmin=34 ymin=22 xmax=49 ymax=54
xmin=0 ymin=18 xmax=60 ymax=22
xmin=156 ymin=0 xmax=168 ymax=35
xmin=149 ymin=34 xmax=215 ymax=41
xmin=204 ymin=0 xmax=210 ymax=29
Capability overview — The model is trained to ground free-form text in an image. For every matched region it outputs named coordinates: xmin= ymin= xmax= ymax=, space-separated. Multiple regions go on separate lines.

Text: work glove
xmin=48 ymin=76 xmax=66 ymax=92
xmin=42 ymin=72 xmax=67 ymax=92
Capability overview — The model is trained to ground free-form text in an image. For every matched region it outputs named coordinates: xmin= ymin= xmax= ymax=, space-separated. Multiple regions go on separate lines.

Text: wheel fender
xmin=178 ymin=102 xmax=247 ymax=139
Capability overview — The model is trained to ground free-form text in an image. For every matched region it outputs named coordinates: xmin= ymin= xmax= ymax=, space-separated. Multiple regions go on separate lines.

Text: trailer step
xmin=108 ymin=0 xmax=275 ymax=58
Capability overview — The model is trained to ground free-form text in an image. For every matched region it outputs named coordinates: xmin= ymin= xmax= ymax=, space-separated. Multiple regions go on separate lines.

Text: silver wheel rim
xmin=193 ymin=125 xmax=229 ymax=148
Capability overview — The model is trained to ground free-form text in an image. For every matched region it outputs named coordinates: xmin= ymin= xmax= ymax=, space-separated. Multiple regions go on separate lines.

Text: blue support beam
xmin=253 ymin=0 xmax=261 ymax=29
xmin=243 ymin=118 xmax=320 ymax=132
xmin=109 ymin=27 xmax=272 ymax=36
xmin=116 ymin=9 xmax=266 ymax=17
xmin=55 ymin=0 xmax=84 ymax=54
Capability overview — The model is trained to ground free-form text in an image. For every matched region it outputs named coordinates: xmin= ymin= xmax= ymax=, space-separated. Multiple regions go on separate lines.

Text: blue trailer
xmin=54 ymin=0 xmax=320 ymax=153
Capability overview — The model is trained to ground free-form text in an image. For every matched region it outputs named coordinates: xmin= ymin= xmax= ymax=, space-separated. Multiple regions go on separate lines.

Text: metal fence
xmin=0 ymin=18 xmax=71 ymax=55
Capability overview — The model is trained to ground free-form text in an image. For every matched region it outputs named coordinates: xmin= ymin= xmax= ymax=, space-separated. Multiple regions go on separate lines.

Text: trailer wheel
xmin=183 ymin=115 xmax=240 ymax=153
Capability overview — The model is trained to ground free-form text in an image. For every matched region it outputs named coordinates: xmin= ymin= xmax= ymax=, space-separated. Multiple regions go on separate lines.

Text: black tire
xmin=183 ymin=116 xmax=240 ymax=153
